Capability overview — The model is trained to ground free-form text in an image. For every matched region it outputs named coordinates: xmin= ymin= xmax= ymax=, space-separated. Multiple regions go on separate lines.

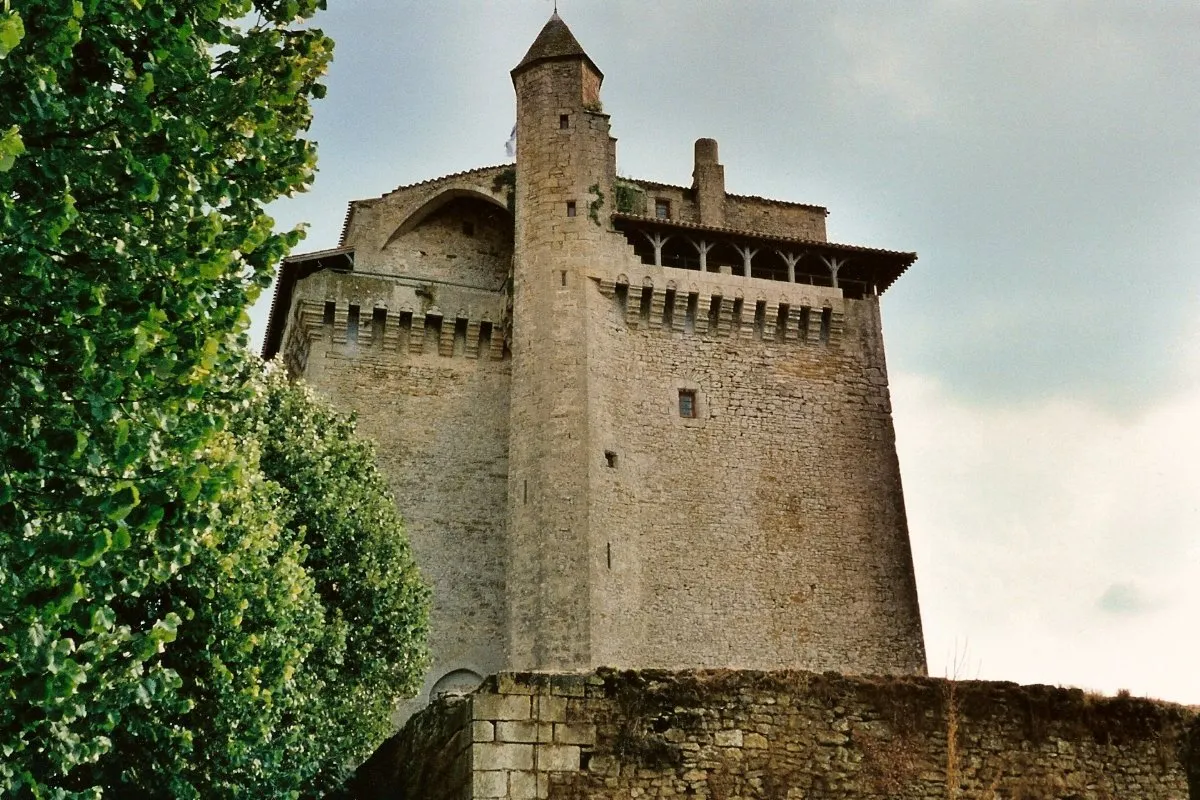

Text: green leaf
xmin=0 ymin=11 xmax=24 ymax=59
xmin=0 ymin=125 xmax=24 ymax=172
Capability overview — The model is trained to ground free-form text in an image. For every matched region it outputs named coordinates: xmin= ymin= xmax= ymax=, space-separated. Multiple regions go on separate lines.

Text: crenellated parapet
xmin=594 ymin=268 xmax=846 ymax=346
xmin=288 ymin=298 xmax=507 ymax=363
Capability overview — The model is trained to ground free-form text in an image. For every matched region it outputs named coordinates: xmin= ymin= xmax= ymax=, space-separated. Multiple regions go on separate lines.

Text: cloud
xmin=1096 ymin=582 xmax=1161 ymax=616
xmin=894 ymin=348 xmax=1200 ymax=702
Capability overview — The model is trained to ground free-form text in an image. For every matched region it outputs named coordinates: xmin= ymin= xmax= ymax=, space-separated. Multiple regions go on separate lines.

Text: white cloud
xmin=894 ymin=346 xmax=1200 ymax=703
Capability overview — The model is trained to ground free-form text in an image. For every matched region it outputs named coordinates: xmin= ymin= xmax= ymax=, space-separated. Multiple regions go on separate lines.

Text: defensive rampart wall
xmin=350 ymin=669 xmax=1200 ymax=800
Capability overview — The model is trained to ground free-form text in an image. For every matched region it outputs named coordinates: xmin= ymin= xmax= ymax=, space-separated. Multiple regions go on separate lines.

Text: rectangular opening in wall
xmin=398 ymin=310 xmax=413 ymax=352
xmin=559 ymin=113 xmax=570 ymax=129
xmin=614 ymin=282 xmax=629 ymax=318
xmin=663 ymin=289 xmax=677 ymax=328
xmin=453 ymin=317 xmax=468 ymax=356
xmin=605 ymin=545 xmax=611 ymax=571
xmin=639 ymin=286 xmax=653 ymax=324
xmin=798 ymin=306 xmax=811 ymax=343
xmin=523 ymin=479 xmax=528 ymax=505
xmin=684 ymin=292 xmax=698 ymax=334
xmin=424 ymin=314 xmax=442 ymax=351
xmin=655 ymin=198 xmax=671 ymax=219
xmin=775 ymin=303 xmax=790 ymax=342
xmin=479 ymin=320 xmax=493 ymax=355
xmin=560 ymin=270 xmax=567 ymax=287
xmin=820 ymin=307 xmax=832 ymax=343
xmin=346 ymin=304 xmax=360 ymax=344
xmin=731 ymin=297 xmax=744 ymax=332
xmin=678 ymin=389 xmax=697 ymax=418
xmin=754 ymin=300 xmax=767 ymax=339
xmin=372 ymin=307 xmax=387 ymax=345
xmin=707 ymin=295 xmax=722 ymax=332
xmin=604 ymin=450 xmax=618 ymax=468
xmin=566 ymin=201 xmax=577 ymax=217
xmin=322 ymin=300 xmax=335 ymax=325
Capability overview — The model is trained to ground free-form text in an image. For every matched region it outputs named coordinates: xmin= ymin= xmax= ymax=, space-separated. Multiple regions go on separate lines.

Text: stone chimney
xmin=692 ymin=138 xmax=725 ymax=227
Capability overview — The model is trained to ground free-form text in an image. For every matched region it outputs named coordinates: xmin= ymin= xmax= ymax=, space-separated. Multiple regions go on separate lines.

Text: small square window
xmin=559 ymin=114 xmax=570 ymax=129
xmin=604 ymin=450 xmax=618 ymax=468
xmin=678 ymin=389 xmax=697 ymax=418
xmin=655 ymin=198 xmax=671 ymax=219
xmin=566 ymin=201 xmax=577 ymax=217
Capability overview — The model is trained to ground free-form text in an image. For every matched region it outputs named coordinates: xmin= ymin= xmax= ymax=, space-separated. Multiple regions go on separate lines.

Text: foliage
xmin=614 ymin=180 xmax=646 ymax=215
xmin=0 ymin=0 xmax=429 ymax=796
xmin=238 ymin=367 xmax=430 ymax=794
xmin=587 ymin=182 xmax=604 ymax=225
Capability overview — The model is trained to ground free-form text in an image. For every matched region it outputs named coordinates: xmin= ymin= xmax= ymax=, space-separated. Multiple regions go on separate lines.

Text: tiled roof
xmin=612 ymin=213 xmax=915 ymax=259
xmin=624 ymin=177 xmax=828 ymax=214
xmin=611 ymin=212 xmax=916 ymax=294
xmin=512 ymin=13 xmax=602 ymax=79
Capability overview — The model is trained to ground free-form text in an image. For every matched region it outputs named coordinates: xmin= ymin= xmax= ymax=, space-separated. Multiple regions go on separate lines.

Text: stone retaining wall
xmin=350 ymin=669 xmax=1199 ymax=800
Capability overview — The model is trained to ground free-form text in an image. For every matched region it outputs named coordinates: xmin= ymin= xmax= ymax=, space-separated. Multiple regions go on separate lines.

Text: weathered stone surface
xmin=351 ymin=670 xmax=1198 ymax=800
xmin=274 ymin=9 xmax=924 ymax=725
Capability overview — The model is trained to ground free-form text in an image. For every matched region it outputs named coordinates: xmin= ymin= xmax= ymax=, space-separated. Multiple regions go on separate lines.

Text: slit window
xmin=561 ymin=270 xmax=568 ymax=287
xmin=707 ymin=295 xmax=722 ymax=331
xmin=372 ymin=307 xmax=387 ymax=342
xmin=453 ymin=318 xmax=468 ymax=356
xmin=678 ymin=389 xmax=697 ymax=419
xmin=655 ymin=198 xmax=671 ymax=219
xmin=559 ymin=114 xmax=570 ymax=129
xmin=775 ymin=303 xmax=790 ymax=342
xmin=479 ymin=321 xmax=494 ymax=354
xmin=566 ymin=201 xmax=577 ymax=217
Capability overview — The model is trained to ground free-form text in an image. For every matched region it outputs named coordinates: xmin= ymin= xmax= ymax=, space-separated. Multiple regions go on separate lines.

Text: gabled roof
xmin=512 ymin=12 xmax=602 ymax=80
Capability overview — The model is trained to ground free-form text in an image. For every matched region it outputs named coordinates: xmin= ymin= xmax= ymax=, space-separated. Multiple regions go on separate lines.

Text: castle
xmin=263 ymin=12 xmax=926 ymax=714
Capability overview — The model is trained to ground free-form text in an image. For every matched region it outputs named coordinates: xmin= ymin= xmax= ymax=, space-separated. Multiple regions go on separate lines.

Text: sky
xmin=250 ymin=1 xmax=1200 ymax=705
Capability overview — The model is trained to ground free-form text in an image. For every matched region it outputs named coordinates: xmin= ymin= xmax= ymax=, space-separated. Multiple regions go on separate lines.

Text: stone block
xmin=473 ymin=721 xmax=495 ymax=743
xmin=474 ymin=694 xmax=533 ymax=721
xmin=472 ymin=770 xmax=508 ymax=799
xmin=498 ymin=720 xmax=553 ymax=743
xmin=554 ymin=722 xmax=597 ymax=746
xmin=508 ymin=770 xmax=543 ymax=800
xmin=536 ymin=744 xmax=580 ymax=771
xmin=536 ymin=695 xmax=568 ymax=722
xmin=475 ymin=742 xmax=535 ymax=771
xmin=744 ymin=732 xmax=769 ymax=749
xmin=714 ymin=728 xmax=744 ymax=748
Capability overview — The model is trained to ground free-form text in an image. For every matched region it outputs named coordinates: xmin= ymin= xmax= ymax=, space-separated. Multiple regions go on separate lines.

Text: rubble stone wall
xmin=352 ymin=670 xmax=1199 ymax=800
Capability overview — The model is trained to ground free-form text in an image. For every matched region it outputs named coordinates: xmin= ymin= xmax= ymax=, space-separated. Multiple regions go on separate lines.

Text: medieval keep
xmin=263 ymin=13 xmax=927 ymax=714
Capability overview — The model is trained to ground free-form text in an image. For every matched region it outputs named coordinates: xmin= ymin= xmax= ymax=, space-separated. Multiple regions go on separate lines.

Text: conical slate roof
xmin=512 ymin=12 xmax=602 ymax=79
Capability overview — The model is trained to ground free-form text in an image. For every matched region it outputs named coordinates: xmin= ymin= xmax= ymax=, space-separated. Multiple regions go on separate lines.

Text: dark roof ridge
xmin=621 ymin=175 xmax=828 ymax=214
xmin=611 ymin=211 xmax=916 ymax=260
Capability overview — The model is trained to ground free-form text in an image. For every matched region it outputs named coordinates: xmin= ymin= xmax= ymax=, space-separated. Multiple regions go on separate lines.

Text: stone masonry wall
xmin=351 ymin=669 xmax=1199 ymax=800
xmin=583 ymin=255 xmax=925 ymax=676
xmin=282 ymin=269 xmax=510 ymax=718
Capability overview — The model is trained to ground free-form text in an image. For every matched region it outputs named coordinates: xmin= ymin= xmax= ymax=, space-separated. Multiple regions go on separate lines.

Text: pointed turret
xmin=512 ymin=12 xmax=603 ymax=81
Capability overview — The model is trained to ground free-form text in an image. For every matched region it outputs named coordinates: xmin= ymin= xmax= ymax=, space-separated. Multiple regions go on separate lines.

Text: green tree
xmin=241 ymin=368 xmax=429 ymax=790
xmin=0 ymin=0 xmax=429 ymax=796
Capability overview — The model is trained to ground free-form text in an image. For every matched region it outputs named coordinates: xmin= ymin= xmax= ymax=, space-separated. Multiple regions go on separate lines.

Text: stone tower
xmin=264 ymin=13 xmax=927 ymax=713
